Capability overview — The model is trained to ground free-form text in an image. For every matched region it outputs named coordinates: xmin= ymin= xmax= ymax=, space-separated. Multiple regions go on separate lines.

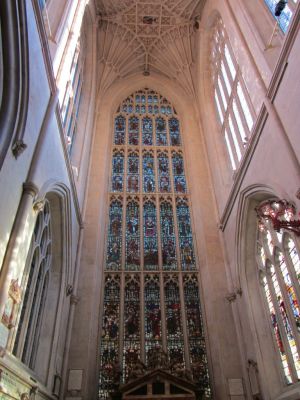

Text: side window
xmin=12 ymin=201 xmax=52 ymax=370
xmin=211 ymin=19 xmax=255 ymax=171
xmin=264 ymin=0 xmax=298 ymax=32
xmin=256 ymin=203 xmax=300 ymax=384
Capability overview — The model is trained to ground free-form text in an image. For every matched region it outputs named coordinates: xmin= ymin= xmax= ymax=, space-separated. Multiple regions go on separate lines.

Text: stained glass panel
xmin=111 ymin=151 xmax=124 ymax=192
xmin=106 ymin=200 xmax=122 ymax=271
xmin=184 ymin=276 xmax=211 ymax=396
xmin=99 ymin=276 xmax=120 ymax=399
xmin=160 ymin=201 xmax=177 ymax=271
xmin=145 ymin=275 xmax=162 ymax=363
xmin=142 ymin=117 xmax=153 ymax=146
xmin=143 ymin=152 xmax=155 ymax=193
xmin=172 ymin=152 xmax=186 ymax=193
xmin=126 ymin=201 xmax=140 ymax=270
xmin=129 ymin=117 xmax=139 ymax=146
xmin=156 ymin=117 xmax=167 ymax=146
xmin=176 ymin=199 xmax=196 ymax=271
xmin=158 ymin=152 xmax=170 ymax=192
xmin=127 ymin=153 xmax=139 ymax=193
xmin=169 ymin=118 xmax=181 ymax=146
xmin=164 ymin=278 xmax=184 ymax=366
xmin=114 ymin=115 xmax=125 ymax=145
xmin=143 ymin=201 xmax=158 ymax=270
xmin=123 ymin=277 xmax=141 ymax=381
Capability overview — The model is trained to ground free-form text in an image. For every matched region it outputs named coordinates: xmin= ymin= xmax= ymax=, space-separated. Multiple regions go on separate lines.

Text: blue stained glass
xmin=143 ymin=201 xmax=158 ymax=270
xmin=142 ymin=117 xmax=153 ymax=146
xmin=169 ymin=118 xmax=181 ymax=146
xmin=127 ymin=153 xmax=139 ymax=193
xmin=145 ymin=275 xmax=162 ymax=363
xmin=143 ymin=153 xmax=155 ymax=193
xmin=106 ymin=200 xmax=123 ymax=270
xmin=160 ymin=201 xmax=177 ymax=270
xmin=126 ymin=201 xmax=140 ymax=270
xmin=129 ymin=117 xmax=139 ymax=146
xmin=112 ymin=152 xmax=124 ymax=192
xmin=264 ymin=0 xmax=293 ymax=33
xmin=176 ymin=199 xmax=196 ymax=271
xmin=123 ymin=277 xmax=141 ymax=381
xmin=164 ymin=278 xmax=184 ymax=366
xmin=148 ymin=95 xmax=153 ymax=104
xmin=156 ymin=118 xmax=167 ymax=146
xmin=148 ymin=105 xmax=153 ymax=114
xmin=158 ymin=153 xmax=170 ymax=192
xmin=172 ymin=153 xmax=186 ymax=193
xmin=114 ymin=115 xmax=125 ymax=145
xmin=99 ymin=276 xmax=120 ymax=399
xmin=154 ymin=105 xmax=159 ymax=114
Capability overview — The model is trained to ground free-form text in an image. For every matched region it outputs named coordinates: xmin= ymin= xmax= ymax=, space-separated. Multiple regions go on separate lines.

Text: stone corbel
xmin=33 ymin=199 xmax=45 ymax=213
xmin=226 ymin=288 xmax=242 ymax=303
xmin=70 ymin=294 xmax=80 ymax=305
xmin=12 ymin=140 xmax=27 ymax=158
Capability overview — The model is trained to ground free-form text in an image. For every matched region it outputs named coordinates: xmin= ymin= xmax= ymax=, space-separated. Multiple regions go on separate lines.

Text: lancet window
xmin=256 ymin=214 xmax=300 ymax=385
xmin=99 ymin=89 xmax=211 ymax=399
xmin=12 ymin=201 xmax=52 ymax=369
xmin=211 ymin=19 xmax=255 ymax=171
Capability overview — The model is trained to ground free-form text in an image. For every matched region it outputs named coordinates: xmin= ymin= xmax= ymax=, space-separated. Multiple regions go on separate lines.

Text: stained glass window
xmin=257 ymin=211 xmax=300 ymax=385
xmin=100 ymin=89 xmax=211 ymax=399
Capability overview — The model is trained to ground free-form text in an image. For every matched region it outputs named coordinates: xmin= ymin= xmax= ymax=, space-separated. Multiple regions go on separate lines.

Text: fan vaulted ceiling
xmin=95 ymin=0 xmax=206 ymax=95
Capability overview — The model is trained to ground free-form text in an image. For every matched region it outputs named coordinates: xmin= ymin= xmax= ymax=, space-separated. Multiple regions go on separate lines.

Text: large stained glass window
xmin=256 ymin=210 xmax=300 ymax=385
xmin=99 ymin=89 xmax=211 ymax=399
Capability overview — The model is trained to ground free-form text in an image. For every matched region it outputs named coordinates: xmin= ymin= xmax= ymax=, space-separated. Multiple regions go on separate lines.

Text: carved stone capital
xmin=33 ymin=199 xmax=45 ymax=212
xmin=23 ymin=182 xmax=39 ymax=198
xmin=225 ymin=292 xmax=237 ymax=303
xmin=12 ymin=140 xmax=27 ymax=159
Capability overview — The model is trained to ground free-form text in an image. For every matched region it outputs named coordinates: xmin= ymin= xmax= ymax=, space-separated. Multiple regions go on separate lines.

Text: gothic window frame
xmin=256 ymin=208 xmax=300 ymax=385
xmin=12 ymin=200 xmax=52 ymax=370
xmin=210 ymin=18 xmax=256 ymax=171
xmin=99 ymin=89 xmax=212 ymax=400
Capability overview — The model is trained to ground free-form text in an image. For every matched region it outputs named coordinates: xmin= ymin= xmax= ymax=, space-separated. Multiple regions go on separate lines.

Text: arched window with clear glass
xmin=256 ymin=208 xmax=300 ymax=385
xmin=99 ymin=89 xmax=211 ymax=399
xmin=211 ymin=18 xmax=255 ymax=171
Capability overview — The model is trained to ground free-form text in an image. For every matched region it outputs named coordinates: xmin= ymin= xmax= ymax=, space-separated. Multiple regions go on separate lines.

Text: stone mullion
xmin=139 ymin=116 xmax=144 ymax=273
xmin=140 ymin=272 xmax=145 ymax=362
xmin=156 ymin=195 xmax=163 ymax=272
xmin=160 ymin=272 xmax=167 ymax=353
xmin=172 ymin=196 xmax=182 ymax=273
xmin=178 ymin=273 xmax=191 ymax=368
xmin=266 ymin=269 xmax=298 ymax=382
xmin=119 ymin=272 xmax=126 ymax=374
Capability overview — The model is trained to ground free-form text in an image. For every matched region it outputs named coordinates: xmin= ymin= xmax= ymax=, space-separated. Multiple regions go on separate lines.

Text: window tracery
xmin=99 ymin=89 xmax=211 ymax=399
xmin=257 ymin=214 xmax=300 ymax=385
xmin=211 ymin=19 xmax=255 ymax=171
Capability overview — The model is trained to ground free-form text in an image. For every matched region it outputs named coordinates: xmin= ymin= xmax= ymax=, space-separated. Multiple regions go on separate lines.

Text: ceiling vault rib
xmin=96 ymin=0 xmax=206 ymax=95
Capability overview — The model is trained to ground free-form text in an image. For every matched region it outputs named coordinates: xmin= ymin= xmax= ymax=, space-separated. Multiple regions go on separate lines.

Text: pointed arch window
xmin=99 ymin=89 xmax=211 ymax=399
xmin=211 ymin=19 xmax=255 ymax=171
xmin=12 ymin=201 xmax=52 ymax=369
xmin=257 ymin=213 xmax=300 ymax=384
